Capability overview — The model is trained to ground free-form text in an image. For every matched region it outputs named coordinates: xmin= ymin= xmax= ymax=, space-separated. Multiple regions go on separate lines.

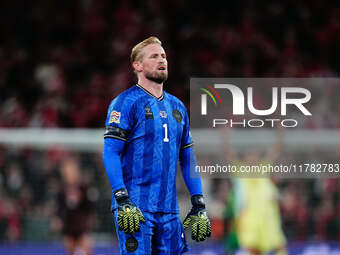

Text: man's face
xmin=138 ymin=43 xmax=168 ymax=84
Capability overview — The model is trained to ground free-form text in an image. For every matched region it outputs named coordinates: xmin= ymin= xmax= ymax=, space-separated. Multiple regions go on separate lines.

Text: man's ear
xmin=132 ymin=61 xmax=142 ymax=72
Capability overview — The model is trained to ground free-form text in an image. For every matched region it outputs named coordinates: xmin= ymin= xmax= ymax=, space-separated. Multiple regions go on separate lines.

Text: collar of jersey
xmin=136 ymin=84 xmax=164 ymax=101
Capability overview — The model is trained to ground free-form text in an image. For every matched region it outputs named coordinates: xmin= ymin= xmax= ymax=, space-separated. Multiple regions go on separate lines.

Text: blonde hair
xmin=130 ymin=36 xmax=162 ymax=64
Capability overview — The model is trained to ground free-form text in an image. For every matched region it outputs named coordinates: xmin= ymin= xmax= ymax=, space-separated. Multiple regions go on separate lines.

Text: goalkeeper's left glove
xmin=183 ymin=195 xmax=211 ymax=242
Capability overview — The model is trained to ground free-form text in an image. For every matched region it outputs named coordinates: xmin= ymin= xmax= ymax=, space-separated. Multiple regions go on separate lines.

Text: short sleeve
xmin=104 ymin=96 xmax=134 ymax=142
xmin=181 ymin=108 xmax=194 ymax=150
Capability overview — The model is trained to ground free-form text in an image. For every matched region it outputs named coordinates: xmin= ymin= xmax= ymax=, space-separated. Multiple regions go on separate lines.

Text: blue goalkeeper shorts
xmin=113 ymin=210 xmax=189 ymax=255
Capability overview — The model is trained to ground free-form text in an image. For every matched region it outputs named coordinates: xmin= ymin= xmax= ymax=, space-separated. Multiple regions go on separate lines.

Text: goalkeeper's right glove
xmin=114 ymin=188 xmax=145 ymax=234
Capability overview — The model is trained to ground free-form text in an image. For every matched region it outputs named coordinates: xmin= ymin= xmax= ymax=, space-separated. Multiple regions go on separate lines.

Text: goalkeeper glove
xmin=183 ymin=195 xmax=211 ymax=242
xmin=114 ymin=188 xmax=145 ymax=234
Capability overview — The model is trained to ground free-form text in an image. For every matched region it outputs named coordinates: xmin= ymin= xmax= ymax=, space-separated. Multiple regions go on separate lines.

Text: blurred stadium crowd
xmin=1 ymin=0 xmax=340 ymax=127
xmin=0 ymin=148 xmax=112 ymax=242
xmin=0 ymin=148 xmax=339 ymax=243
xmin=0 ymin=0 xmax=339 ymax=246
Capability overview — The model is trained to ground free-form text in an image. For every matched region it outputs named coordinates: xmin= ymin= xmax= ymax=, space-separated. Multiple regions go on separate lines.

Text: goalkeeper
xmin=103 ymin=36 xmax=211 ymax=255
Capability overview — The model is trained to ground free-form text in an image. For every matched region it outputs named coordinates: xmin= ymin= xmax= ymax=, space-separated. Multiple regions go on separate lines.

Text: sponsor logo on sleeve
xmin=109 ymin=111 xmax=121 ymax=124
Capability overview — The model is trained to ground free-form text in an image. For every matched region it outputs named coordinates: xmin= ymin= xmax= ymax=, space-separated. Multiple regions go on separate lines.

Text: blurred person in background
xmin=221 ymin=127 xmax=287 ymax=255
xmin=58 ymin=156 xmax=94 ymax=255
xmin=223 ymin=183 xmax=240 ymax=255
xmin=0 ymin=191 xmax=21 ymax=242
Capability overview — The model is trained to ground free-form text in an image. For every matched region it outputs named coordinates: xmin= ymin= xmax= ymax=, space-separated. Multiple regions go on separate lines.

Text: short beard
xmin=145 ymin=70 xmax=168 ymax=84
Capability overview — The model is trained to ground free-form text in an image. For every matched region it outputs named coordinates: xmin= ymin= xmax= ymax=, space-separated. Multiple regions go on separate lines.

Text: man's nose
xmin=158 ymin=58 xmax=166 ymax=64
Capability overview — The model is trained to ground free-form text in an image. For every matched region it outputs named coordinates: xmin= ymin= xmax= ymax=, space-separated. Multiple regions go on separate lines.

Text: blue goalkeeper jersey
xmin=104 ymin=84 xmax=193 ymax=213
